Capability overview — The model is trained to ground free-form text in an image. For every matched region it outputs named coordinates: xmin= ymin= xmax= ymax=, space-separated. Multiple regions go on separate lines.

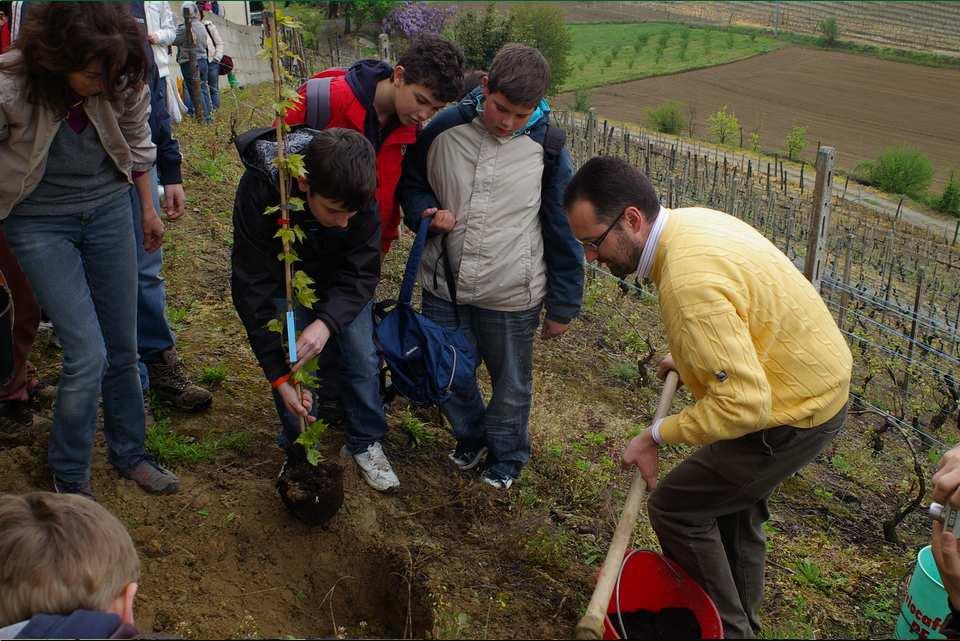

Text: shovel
xmin=575 ymin=371 xmax=680 ymax=640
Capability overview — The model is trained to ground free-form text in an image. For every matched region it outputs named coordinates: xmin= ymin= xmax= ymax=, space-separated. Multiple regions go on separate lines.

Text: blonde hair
xmin=0 ymin=493 xmax=140 ymax=626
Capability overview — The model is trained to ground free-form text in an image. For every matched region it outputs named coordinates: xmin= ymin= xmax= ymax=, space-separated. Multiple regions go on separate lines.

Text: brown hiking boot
xmin=146 ymin=348 xmax=213 ymax=412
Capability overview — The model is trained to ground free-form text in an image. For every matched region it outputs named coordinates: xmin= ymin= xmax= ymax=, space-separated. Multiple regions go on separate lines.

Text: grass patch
xmin=166 ymin=304 xmax=192 ymax=332
xmin=563 ymin=22 xmax=781 ymax=92
xmin=147 ymin=419 xmax=252 ymax=466
xmin=609 ymin=360 xmax=639 ymax=384
xmin=200 ymin=362 xmax=228 ymax=387
xmin=400 ymin=409 xmax=437 ymax=449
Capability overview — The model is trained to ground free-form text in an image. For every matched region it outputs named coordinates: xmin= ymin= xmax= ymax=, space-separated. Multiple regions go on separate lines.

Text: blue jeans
xmin=421 ymin=290 xmax=541 ymax=478
xmin=272 ymin=300 xmax=387 ymax=455
xmin=180 ymin=59 xmax=213 ymax=122
xmin=206 ymin=60 xmax=221 ymax=110
xmin=4 ymin=194 xmax=147 ymax=482
xmin=130 ymin=169 xmax=176 ymax=389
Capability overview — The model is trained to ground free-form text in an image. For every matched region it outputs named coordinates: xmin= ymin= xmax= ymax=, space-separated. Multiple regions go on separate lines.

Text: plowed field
xmin=561 ymin=47 xmax=960 ymax=187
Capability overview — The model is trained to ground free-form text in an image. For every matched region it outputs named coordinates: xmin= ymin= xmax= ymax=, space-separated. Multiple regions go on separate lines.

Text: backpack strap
xmin=434 ymin=238 xmax=458 ymax=304
xmin=399 ymin=217 xmax=431 ymax=305
xmin=541 ymin=122 xmax=566 ymax=191
xmin=305 ymin=77 xmax=334 ymax=130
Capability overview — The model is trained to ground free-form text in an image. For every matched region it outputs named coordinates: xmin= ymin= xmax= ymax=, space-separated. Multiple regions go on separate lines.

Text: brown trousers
xmin=647 ymin=405 xmax=847 ymax=638
xmin=0 ymin=230 xmax=40 ymax=401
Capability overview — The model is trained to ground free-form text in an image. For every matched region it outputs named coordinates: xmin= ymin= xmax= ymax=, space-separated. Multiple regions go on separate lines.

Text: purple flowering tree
xmin=382 ymin=1 xmax=456 ymax=39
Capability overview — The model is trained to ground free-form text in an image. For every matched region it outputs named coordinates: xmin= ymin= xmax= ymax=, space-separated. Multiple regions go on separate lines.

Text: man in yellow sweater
xmin=563 ymin=157 xmax=852 ymax=638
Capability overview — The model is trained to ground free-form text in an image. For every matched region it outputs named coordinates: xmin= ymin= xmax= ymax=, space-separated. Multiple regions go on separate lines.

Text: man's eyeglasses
xmin=580 ymin=208 xmax=626 ymax=253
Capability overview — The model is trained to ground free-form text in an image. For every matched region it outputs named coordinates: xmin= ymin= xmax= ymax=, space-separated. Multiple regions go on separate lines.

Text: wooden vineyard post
xmin=378 ymin=32 xmax=392 ymax=63
xmin=953 ymin=219 xmax=959 ymax=246
xmin=837 ymin=234 xmax=854 ymax=330
xmin=954 ymin=299 xmax=960 ymax=357
xmin=804 ymin=146 xmax=836 ymax=291
xmin=587 ymin=108 xmax=597 ymax=158
xmin=902 ymin=270 xmax=925 ymax=398
xmin=784 ymin=200 xmax=794 ymax=260
xmin=184 ymin=6 xmax=204 ymax=123
xmin=800 ymin=161 xmax=805 ymax=194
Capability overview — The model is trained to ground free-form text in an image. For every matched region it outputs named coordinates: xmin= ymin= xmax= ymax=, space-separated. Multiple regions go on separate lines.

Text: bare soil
xmin=559 ymin=46 xmax=960 ymax=188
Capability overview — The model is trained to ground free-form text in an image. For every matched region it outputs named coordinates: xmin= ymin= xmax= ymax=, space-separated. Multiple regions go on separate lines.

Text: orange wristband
xmin=271 ymin=373 xmax=291 ymax=389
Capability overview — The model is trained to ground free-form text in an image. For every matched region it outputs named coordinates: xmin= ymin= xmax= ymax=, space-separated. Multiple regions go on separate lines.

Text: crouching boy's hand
xmin=293 ymin=319 xmax=332 ymax=371
xmin=277 ymin=381 xmax=315 ymax=424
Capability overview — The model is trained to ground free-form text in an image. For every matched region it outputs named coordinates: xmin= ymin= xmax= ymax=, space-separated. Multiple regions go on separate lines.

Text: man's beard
xmin=607 ymin=232 xmax=642 ymax=279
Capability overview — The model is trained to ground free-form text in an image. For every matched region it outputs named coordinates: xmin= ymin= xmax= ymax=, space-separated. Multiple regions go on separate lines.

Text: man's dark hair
xmin=0 ymin=3 xmax=148 ymax=115
xmin=488 ymin=43 xmax=549 ymax=107
xmin=564 ymin=156 xmax=660 ymax=224
xmin=303 ymin=128 xmax=377 ymax=212
xmin=397 ymin=33 xmax=465 ymax=104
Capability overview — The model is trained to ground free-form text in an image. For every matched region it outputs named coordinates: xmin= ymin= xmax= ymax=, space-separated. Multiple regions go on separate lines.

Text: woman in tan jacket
xmin=0 ymin=3 xmax=179 ymax=500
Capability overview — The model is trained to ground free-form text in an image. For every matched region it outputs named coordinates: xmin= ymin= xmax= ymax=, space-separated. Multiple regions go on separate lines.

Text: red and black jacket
xmin=285 ymin=60 xmax=416 ymax=255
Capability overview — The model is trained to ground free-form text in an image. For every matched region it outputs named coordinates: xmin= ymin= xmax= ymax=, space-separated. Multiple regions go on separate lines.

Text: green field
xmin=563 ymin=22 xmax=782 ymax=92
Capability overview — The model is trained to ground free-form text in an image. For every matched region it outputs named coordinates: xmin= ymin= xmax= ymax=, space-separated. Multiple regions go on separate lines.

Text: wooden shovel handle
xmin=575 ymin=371 xmax=680 ymax=640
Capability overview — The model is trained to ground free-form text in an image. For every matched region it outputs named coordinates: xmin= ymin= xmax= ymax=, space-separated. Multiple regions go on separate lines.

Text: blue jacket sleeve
xmin=398 ymin=104 xmax=472 ymax=233
xmin=540 ymin=147 xmax=584 ymax=324
xmin=148 ymin=64 xmax=182 ymax=185
xmin=397 ymin=128 xmax=441 ymax=234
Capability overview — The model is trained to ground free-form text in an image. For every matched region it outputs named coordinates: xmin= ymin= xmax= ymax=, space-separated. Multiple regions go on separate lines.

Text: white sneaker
xmin=343 ymin=442 xmax=400 ymax=492
xmin=481 ymin=470 xmax=515 ymax=490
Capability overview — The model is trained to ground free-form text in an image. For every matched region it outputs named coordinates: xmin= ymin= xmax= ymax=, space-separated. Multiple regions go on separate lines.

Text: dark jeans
xmin=130 ymin=168 xmax=176 ymax=389
xmin=206 ymin=60 xmax=221 ymax=110
xmin=421 ymin=289 xmax=541 ymax=479
xmin=272 ymin=300 xmax=386 ymax=454
xmin=4 ymin=193 xmax=148 ymax=482
xmin=180 ymin=59 xmax=212 ymax=123
xmin=647 ymin=405 xmax=847 ymax=638
xmin=0 ymin=230 xmax=40 ymax=401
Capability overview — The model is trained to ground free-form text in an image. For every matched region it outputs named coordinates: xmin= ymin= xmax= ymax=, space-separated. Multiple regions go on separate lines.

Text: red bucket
xmin=603 ymin=549 xmax=724 ymax=640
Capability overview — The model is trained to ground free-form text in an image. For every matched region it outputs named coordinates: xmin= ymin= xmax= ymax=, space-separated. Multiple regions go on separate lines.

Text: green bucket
xmin=896 ymin=545 xmax=950 ymax=639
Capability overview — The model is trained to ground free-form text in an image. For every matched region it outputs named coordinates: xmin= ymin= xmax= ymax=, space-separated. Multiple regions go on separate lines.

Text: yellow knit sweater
xmin=653 ymin=208 xmax=852 ymax=446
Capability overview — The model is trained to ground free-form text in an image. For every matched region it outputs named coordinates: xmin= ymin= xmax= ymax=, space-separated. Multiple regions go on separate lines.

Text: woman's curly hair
xmin=0 ymin=2 xmax=148 ymax=115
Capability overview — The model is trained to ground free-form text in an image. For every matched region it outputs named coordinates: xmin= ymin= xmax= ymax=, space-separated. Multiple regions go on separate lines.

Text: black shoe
xmin=0 ymin=399 xmax=28 ymax=418
xmin=448 ymin=441 xmax=488 ymax=471
xmin=481 ymin=469 xmax=515 ymax=490
xmin=53 ymin=476 xmax=97 ymax=501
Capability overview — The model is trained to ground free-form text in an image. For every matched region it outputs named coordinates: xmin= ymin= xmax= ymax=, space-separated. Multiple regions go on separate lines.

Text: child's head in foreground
xmin=0 ymin=492 xmax=140 ymax=627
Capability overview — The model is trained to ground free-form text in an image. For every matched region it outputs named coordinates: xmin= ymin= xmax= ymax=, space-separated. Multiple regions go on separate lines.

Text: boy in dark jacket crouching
xmin=0 ymin=493 xmax=142 ymax=639
xmin=231 ymin=127 xmax=400 ymax=491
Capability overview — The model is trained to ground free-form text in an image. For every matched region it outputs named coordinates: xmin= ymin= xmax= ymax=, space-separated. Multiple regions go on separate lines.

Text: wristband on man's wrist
xmin=650 ymin=419 xmax=664 ymax=445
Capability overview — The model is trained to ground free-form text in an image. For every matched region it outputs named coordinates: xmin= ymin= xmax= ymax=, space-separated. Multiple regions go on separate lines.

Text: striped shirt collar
xmin=635 ymin=206 xmax=670 ymax=281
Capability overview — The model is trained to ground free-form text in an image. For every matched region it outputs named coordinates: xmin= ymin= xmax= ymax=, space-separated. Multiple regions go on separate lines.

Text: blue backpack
xmin=375 ymin=218 xmax=478 ymax=406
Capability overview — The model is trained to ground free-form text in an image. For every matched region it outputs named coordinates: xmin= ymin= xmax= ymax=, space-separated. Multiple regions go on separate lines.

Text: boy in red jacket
xmin=285 ymin=34 xmax=465 ymax=256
